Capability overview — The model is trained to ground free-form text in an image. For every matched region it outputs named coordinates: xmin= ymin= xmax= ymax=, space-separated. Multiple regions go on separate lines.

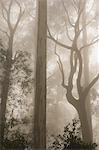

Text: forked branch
xmin=47 ymin=26 xmax=72 ymax=50
xmin=80 ymin=35 xmax=99 ymax=51
xmin=83 ymin=74 xmax=99 ymax=99
xmin=0 ymin=0 xmax=24 ymax=36
xmin=54 ymin=39 xmax=68 ymax=89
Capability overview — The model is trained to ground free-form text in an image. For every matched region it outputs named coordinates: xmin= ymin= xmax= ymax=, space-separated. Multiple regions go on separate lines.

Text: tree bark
xmin=33 ymin=0 xmax=47 ymax=149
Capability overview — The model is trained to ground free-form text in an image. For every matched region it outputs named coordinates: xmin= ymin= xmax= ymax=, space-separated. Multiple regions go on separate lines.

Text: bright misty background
xmin=0 ymin=0 xmax=99 ymax=149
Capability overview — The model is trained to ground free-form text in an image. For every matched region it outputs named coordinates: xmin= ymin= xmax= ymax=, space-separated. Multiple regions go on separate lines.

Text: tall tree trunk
xmin=82 ymin=2 xmax=93 ymax=143
xmin=0 ymin=35 xmax=13 ymax=146
xmin=33 ymin=0 xmax=47 ymax=149
xmin=77 ymin=100 xmax=93 ymax=143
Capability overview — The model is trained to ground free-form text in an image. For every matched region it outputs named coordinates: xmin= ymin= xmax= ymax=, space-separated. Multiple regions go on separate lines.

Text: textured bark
xmin=33 ymin=0 xmax=47 ymax=149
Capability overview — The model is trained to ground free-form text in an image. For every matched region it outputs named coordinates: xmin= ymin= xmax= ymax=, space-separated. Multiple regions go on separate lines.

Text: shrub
xmin=3 ymin=131 xmax=27 ymax=150
xmin=48 ymin=119 xmax=97 ymax=150
xmin=2 ymin=118 xmax=31 ymax=150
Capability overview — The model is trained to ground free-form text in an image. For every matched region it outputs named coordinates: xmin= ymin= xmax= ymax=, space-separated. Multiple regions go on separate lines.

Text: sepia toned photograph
xmin=0 ymin=0 xmax=99 ymax=149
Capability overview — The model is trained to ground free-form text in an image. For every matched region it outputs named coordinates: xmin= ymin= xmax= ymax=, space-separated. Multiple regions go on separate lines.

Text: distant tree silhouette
xmin=0 ymin=0 xmax=24 ymax=145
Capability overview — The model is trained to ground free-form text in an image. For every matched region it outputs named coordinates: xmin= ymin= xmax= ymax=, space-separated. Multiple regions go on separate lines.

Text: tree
xmin=48 ymin=0 xmax=99 ymax=143
xmin=33 ymin=0 xmax=47 ymax=149
xmin=0 ymin=0 xmax=24 ymax=145
xmin=82 ymin=0 xmax=93 ymax=142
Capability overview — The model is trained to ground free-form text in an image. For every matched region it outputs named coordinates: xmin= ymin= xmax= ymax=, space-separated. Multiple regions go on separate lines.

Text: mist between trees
xmin=0 ymin=0 xmax=99 ymax=150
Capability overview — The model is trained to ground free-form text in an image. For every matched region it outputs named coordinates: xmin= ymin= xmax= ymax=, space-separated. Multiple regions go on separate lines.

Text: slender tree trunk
xmin=82 ymin=2 xmax=93 ymax=143
xmin=33 ymin=0 xmax=47 ymax=149
xmin=0 ymin=35 xmax=13 ymax=146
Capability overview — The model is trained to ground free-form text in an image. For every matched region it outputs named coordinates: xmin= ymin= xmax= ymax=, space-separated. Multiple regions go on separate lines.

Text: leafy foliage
xmin=3 ymin=132 xmax=27 ymax=150
xmin=3 ymin=117 xmax=32 ymax=150
xmin=5 ymin=50 xmax=34 ymax=122
xmin=0 ymin=45 xmax=34 ymax=149
xmin=0 ymin=47 xmax=7 ymax=83
xmin=11 ymin=50 xmax=34 ymax=94
xmin=48 ymin=119 xmax=97 ymax=150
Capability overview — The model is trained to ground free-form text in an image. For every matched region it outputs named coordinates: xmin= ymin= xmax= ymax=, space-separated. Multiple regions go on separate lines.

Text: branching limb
xmin=74 ymin=1 xmax=86 ymax=37
xmin=64 ymin=18 xmax=73 ymax=42
xmin=1 ymin=7 xmax=8 ymax=23
xmin=86 ymin=0 xmax=95 ymax=17
xmin=47 ymin=26 xmax=72 ymax=50
xmin=79 ymin=16 xmax=95 ymax=35
xmin=7 ymin=0 xmax=13 ymax=31
xmin=47 ymin=73 xmax=55 ymax=81
xmin=80 ymin=35 xmax=99 ymax=51
xmin=61 ymin=0 xmax=75 ymax=28
xmin=83 ymin=74 xmax=99 ymax=99
xmin=0 ymin=0 xmax=24 ymax=35
xmin=0 ymin=28 xmax=10 ymax=39
xmin=54 ymin=38 xmax=78 ymax=108
xmin=13 ymin=0 xmax=25 ymax=33
xmin=71 ymin=0 xmax=78 ymax=13
xmin=54 ymin=37 xmax=68 ymax=89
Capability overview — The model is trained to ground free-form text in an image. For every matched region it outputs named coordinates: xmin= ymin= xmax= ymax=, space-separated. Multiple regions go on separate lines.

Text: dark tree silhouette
xmin=33 ymin=0 xmax=47 ymax=149
xmin=48 ymin=0 xmax=99 ymax=143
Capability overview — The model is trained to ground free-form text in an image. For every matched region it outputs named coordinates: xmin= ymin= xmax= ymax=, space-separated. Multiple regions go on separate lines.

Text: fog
xmin=0 ymin=0 xmax=99 ymax=149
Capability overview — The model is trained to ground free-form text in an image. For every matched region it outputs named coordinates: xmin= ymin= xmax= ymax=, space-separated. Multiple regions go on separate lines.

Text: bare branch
xmin=83 ymin=74 xmax=99 ymax=99
xmin=47 ymin=26 xmax=72 ymax=50
xmin=0 ymin=0 xmax=13 ymax=30
xmin=1 ymin=7 xmax=7 ymax=23
xmin=64 ymin=19 xmax=73 ymax=42
xmin=86 ymin=0 xmax=95 ymax=17
xmin=0 ymin=28 xmax=9 ymax=39
xmin=54 ymin=36 xmax=68 ymax=89
xmin=47 ymin=73 xmax=55 ymax=80
xmin=74 ymin=1 xmax=86 ymax=35
xmin=80 ymin=36 xmax=99 ymax=51
xmin=53 ymin=36 xmax=78 ymax=108
xmin=79 ymin=16 xmax=95 ymax=35
xmin=61 ymin=0 xmax=75 ymax=27
xmin=71 ymin=0 xmax=78 ymax=13
xmin=0 ymin=1 xmax=8 ymax=23
xmin=73 ymin=0 xmax=79 ymax=7
xmin=7 ymin=0 xmax=13 ymax=31
xmin=13 ymin=0 xmax=25 ymax=33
